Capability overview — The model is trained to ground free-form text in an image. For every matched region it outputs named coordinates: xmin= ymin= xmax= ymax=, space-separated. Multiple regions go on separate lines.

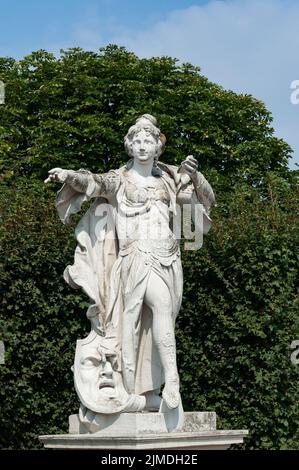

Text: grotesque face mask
xmin=74 ymin=330 xmax=145 ymax=414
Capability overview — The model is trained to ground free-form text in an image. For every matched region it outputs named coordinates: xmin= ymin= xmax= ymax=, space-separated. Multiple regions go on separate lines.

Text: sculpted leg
xmin=144 ymin=271 xmax=180 ymax=409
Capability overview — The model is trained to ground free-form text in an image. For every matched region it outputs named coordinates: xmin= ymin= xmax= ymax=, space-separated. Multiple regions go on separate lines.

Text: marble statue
xmin=45 ymin=114 xmax=215 ymax=429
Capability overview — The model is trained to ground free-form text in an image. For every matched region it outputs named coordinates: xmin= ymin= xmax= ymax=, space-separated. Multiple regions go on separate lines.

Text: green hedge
xmin=0 ymin=46 xmax=298 ymax=449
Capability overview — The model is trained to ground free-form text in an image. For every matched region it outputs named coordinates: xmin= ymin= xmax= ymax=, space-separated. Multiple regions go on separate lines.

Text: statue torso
xmin=116 ymin=170 xmax=179 ymax=264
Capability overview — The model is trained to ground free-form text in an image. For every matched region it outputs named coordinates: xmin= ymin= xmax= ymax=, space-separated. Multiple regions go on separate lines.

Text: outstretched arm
xmin=45 ymin=167 xmax=120 ymax=199
xmin=45 ymin=168 xmax=90 ymax=191
xmin=45 ymin=167 xmax=120 ymax=225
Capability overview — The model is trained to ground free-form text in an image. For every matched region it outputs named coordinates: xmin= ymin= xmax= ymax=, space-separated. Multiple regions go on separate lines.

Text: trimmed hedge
xmin=0 ymin=46 xmax=298 ymax=449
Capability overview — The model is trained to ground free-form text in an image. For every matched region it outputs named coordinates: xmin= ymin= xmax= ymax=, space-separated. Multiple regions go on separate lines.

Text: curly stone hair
xmin=124 ymin=114 xmax=166 ymax=174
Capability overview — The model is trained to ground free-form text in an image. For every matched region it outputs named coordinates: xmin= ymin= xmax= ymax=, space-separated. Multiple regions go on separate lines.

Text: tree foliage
xmin=0 ymin=46 xmax=298 ymax=449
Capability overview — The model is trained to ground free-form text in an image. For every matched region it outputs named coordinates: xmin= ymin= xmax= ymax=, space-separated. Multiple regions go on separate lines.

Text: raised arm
xmin=176 ymin=156 xmax=215 ymax=213
xmin=175 ymin=156 xmax=215 ymax=236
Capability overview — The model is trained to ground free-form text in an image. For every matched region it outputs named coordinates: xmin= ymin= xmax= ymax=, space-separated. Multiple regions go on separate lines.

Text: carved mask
xmin=74 ymin=330 xmax=145 ymax=414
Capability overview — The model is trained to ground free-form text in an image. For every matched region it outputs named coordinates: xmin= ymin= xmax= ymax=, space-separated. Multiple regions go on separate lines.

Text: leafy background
xmin=0 ymin=46 xmax=298 ymax=449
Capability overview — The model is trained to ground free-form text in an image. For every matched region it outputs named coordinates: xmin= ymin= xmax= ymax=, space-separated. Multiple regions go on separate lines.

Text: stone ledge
xmin=39 ymin=429 xmax=248 ymax=450
xmin=69 ymin=410 xmax=216 ymax=435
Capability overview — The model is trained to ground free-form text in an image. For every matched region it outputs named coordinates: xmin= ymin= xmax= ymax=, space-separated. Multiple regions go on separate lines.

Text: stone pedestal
xmin=39 ymin=411 xmax=248 ymax=450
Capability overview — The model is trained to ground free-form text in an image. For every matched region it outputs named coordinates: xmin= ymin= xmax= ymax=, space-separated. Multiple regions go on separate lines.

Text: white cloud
xmin=70 ymin=0 xmax=299 ymax=167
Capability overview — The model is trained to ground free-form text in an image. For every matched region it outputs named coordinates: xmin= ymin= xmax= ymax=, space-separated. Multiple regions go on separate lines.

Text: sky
xmin=0 ymin=0 xmax=299 ymax=168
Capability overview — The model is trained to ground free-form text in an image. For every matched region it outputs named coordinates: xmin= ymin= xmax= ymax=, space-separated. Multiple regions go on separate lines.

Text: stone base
xmin=39 ymin=411 xmax=248 ymax=450
xmin=39 ymin=430 xmax=248 ymax=450
xmin=69 ymin=410 xmax=215 ymax=435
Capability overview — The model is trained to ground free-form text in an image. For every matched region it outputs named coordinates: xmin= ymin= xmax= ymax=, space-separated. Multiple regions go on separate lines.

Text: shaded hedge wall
xmin=0 ymin=46 xmax=298 ymax=449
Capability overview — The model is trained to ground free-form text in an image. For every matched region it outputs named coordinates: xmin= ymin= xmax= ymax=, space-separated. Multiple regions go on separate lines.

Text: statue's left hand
xmin=178 ymin=155 xmax=198 ymax=179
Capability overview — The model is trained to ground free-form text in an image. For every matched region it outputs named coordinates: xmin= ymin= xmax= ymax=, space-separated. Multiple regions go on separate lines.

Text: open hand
xmin=44 ymin=168 xmax=69 ymax=184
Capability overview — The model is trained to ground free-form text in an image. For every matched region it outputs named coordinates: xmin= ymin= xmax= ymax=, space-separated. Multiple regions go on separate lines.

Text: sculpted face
xmin=79 ymin=349 xmax=117 ymax=400
xmin=74 ymin=330 xmax=146 ymax=414
xmin=131 ymin=129 xmax=157 ymax=164
xmin=74 ymin=331 xmax=129 ymax=413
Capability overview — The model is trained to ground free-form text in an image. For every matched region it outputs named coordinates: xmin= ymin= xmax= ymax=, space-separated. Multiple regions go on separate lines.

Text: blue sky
xmin=0 ymin=0 xmax=205 ymax=57
xmin=1 ymin=0 xmax=299 ymax=167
